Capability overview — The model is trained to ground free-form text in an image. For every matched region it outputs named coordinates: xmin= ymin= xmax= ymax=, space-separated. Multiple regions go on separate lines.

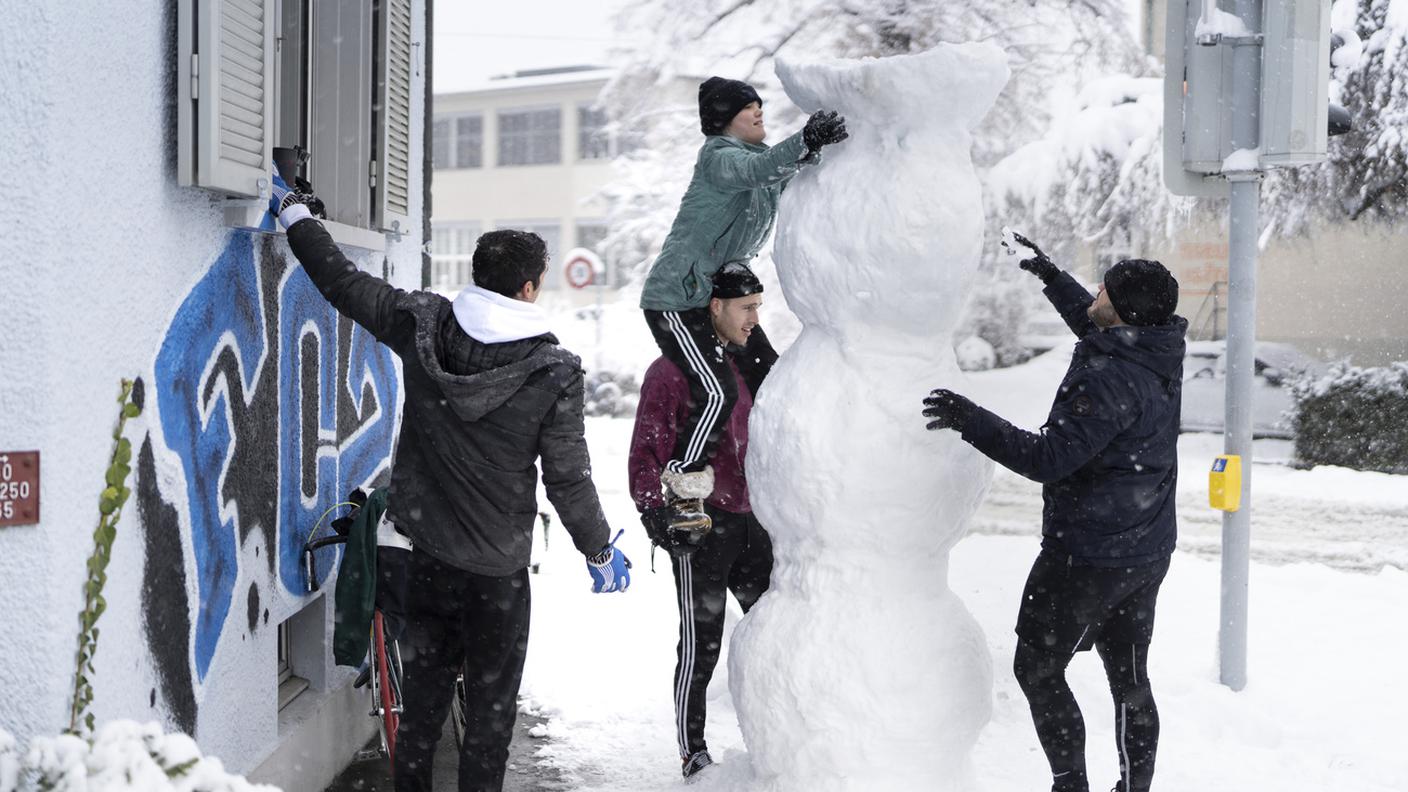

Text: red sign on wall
xmin=0 ymin=451 xmax=40 ymax=527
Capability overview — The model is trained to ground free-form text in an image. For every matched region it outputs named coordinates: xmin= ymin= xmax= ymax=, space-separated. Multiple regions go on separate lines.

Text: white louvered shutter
xmin=374 ymin=0 xmax=414 ymax=231
xmin=178 ymin=0 xmax=274 ymax=197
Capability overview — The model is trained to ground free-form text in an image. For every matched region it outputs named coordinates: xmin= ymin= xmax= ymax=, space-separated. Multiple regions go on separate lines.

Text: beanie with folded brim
xmin=699 ymin=76 xmax=763 ymax=136
xmin=1105 ymin=258 xmax=1180 ymax=327
xmin=711 ymin=262 xmax=764 ymax=299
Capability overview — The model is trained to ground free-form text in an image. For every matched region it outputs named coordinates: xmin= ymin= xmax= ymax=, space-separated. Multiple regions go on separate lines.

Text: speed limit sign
xmin=563 ymin=248 xmax=604 ymax=290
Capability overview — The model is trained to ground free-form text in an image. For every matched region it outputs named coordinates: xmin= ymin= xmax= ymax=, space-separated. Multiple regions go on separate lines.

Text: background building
xmin=429 ymin=66 xmax=694 ymax=304
xmin=0 ymin=2 xmax=428 ymax=790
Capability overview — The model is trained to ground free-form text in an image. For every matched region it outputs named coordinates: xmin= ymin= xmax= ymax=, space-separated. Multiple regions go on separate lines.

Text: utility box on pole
xmin=1163 ymin=0 xmax=1231 ymax=196
xmin=1260 ymin=0 xmax=1332 ymax=166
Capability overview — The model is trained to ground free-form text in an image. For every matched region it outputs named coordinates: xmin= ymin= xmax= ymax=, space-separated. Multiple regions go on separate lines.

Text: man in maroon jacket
xmin=628 ymin=262 xmax=775 ymax=779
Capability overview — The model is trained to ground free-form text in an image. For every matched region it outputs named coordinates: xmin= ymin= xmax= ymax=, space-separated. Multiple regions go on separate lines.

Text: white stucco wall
xmin=0 ymin=0 xmax=426 ymax=778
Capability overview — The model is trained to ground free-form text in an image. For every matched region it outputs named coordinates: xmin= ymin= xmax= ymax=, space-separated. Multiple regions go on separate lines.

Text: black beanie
xmin=711 ymin=262 xmax=764 ymax=299
xmin=1104 ymin=259 xmax=1179 ymax=327
xmin=699 ymin=77 xmax=762 ymax=136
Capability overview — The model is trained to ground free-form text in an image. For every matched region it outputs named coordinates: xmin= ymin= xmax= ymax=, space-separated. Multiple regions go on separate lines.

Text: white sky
xmin=432 ymin=0 xmax=631 ymax=93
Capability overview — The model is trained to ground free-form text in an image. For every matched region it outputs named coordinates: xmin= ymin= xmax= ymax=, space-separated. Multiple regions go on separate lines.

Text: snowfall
xmin=496 ymin=297 xmax=1408 ymax=792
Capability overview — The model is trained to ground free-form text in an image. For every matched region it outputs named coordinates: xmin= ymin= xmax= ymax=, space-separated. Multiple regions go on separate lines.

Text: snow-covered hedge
xmin=0 ymin=722 xmax=278 ymax=792
xmin=1290 ymin=361 xmax=1408 ymax=474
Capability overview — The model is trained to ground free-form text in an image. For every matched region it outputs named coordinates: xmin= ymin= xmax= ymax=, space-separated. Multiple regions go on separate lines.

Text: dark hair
xmin=472 ymin=230 xmax=548 ymax=297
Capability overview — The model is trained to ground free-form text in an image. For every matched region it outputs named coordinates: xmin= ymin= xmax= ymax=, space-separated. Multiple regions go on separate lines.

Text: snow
xmin=1194 ymin=7 xmax=1252 ymax=40
xmin=1221 ymin=147 xmax=1262 ymax=173
xmin=986 ymin=75 xmax=1162 ymax=222
xmin=0 ymin=721 xmax=277 ymax=792
xmin=508 ymin=347 xmax=1408 ymax=791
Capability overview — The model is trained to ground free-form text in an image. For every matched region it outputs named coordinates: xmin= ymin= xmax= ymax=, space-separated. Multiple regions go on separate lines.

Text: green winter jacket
xmin=333 ymin=487 xmax=388 ymax=667
xmin=640 ymin=131 xmax=810 ymax=312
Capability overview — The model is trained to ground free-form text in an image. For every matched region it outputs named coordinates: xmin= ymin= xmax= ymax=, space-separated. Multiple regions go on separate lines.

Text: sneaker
xmin=681 ymin=749 xmax=714 ymax=779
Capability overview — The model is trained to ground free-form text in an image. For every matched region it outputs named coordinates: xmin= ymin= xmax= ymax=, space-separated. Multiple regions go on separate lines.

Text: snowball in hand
xmin=1000 ymin=225 xmax=1023 ymax=256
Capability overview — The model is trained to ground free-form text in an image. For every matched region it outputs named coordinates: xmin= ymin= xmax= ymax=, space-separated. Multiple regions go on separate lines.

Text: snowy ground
xmin=505 ymin=342 xmax=1408 ymax=792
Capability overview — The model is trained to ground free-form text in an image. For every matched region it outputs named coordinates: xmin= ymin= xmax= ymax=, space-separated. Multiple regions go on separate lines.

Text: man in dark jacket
xmin=268 ymin=177 xmax=630 ymax=792
xmin=629 ymin=263 xmax=775 ymax=779
xmin=922 ymin=235 xmax=1185 ymax=792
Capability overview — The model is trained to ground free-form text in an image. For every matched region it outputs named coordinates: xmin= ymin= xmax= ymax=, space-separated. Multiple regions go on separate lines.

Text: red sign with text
xmin=0 ymin=451 xmax=40 ymax=527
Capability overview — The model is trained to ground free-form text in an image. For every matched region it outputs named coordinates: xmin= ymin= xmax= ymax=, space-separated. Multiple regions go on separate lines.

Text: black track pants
xmin=671 ymin=509 xmax=774 ymax=758
xmin=395 ymin=551 xmax=530 ymax=792
xmin=1012 ymin=553 xmax=1168 ymax=792
xmin=644 ymin=309 xmax=777 ymax=473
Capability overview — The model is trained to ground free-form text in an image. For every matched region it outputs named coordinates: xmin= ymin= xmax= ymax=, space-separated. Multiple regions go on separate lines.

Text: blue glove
xmin=586 ymin=529 xmax=631 ymax=593
xmin=268 ymin=165 xmax=323 ymax=229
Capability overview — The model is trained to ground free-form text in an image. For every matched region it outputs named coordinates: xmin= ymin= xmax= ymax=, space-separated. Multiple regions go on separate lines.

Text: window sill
xmin=278 ymin=674 xmax=311 ymax=711
xmin=224 ymin=204 xmax=390 ymax=252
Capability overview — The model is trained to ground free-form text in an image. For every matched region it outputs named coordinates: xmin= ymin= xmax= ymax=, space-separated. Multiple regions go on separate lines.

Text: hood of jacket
xmin=1085 ymin=315 xmax=1188 ymax=384
xmin=402 ymin=289 xmax=569 ymax=424
xmin=452 ymin=284 xmax=553 ymax=344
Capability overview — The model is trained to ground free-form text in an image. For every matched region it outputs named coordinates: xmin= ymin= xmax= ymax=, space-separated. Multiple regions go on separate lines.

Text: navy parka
xmin=961 ymin=272 xmax=1187 ymax=566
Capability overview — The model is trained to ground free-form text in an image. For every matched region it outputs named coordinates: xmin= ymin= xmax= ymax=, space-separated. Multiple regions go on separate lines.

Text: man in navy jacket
xmin=923 ymin=235 xmax=1185 ymax=792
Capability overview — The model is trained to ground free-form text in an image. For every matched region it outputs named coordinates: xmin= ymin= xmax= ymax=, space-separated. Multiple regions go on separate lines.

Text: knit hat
xmin=699 ymin=77 xmax=762 ymax=136
xmin=1104 ymin=259 xmax=1179 ymax=327
xmin=711 ymin=262 xmax=764 ymax=299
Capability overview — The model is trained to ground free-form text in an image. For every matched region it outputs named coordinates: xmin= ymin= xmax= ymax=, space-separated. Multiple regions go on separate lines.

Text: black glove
xmin=640 ymin=507 xmax=673 ymax=548
xmin=293 ymin=176 xmax=328 ymax=219
xmin=802 ymin=110 xmax=849 ymax=152
xmin=922 ymin=389 xmax=978 ymax=432
xmin=1010 ymin=232 xmax=1059 ymax=284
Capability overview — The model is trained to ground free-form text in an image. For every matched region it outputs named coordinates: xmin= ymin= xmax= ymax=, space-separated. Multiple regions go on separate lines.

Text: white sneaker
xmin=661 ymin=466 xmax=715 ymax=500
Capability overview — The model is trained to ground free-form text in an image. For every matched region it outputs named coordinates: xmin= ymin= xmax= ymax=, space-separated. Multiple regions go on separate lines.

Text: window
xmin=498 ymin=220 xmax=562 ymax=289
xmin=276 ymin=617 xmax=308 ymax=710
xmin=578 ymin=104 xmax=610 ymax=161
xmin=177 ymin=0 xmax=414 ymax=236
xmin=498 ymin=108 xmax=561 ymax=166
xmin=432 ymin=114 xmax=483 ymax=169
xmin=431 ymin=222 xmax=481 ymax=291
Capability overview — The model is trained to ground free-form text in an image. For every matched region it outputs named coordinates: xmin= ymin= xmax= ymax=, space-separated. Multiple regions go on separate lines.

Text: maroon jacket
xmin=629 ymin=356 xmax=752 ymax=514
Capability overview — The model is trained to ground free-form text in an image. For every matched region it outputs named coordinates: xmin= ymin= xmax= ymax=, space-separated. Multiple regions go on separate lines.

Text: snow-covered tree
xmin=992 ymin=0 xmax=1408 ymax=249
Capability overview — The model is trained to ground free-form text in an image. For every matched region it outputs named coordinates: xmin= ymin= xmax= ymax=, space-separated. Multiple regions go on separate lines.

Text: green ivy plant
xmin=67 ymin=377 xmax=144 ymax=736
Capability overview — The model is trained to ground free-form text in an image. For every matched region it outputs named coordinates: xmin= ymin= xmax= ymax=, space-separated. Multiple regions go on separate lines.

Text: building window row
xmin=431 ymin=220 xmax=619 ymax=292
xmin=432 ymin=103 xmax=631 ymax=170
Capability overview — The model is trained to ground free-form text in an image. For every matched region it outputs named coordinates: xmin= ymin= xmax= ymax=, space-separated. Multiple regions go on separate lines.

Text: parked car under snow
xmin=1180 ymin=341 xmax=1324 ymax=439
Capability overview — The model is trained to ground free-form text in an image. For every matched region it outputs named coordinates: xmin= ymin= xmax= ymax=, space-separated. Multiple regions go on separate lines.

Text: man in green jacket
xmin=640 ymin=76 xmax=848 ymax=501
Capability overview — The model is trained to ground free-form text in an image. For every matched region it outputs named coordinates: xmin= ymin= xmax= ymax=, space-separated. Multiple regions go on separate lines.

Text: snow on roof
xmin=444 ymin=66 xmax=616 ymax=97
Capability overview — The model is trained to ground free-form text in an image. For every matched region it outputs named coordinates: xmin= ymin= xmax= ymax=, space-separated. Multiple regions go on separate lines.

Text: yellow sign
xmin=1209 ymin=455 xmax=1242 ymax=512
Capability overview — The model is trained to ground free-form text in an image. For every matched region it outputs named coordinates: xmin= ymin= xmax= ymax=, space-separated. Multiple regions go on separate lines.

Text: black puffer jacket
xmin=961 ymin=272 xmax=1186 ymax=566
xmin=287 ymin=220 xmax=610 ymax=575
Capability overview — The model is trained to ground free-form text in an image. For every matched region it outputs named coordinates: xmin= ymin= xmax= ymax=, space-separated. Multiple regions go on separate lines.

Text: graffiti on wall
xmin=140 ymin=231 xmax=399 ymax=706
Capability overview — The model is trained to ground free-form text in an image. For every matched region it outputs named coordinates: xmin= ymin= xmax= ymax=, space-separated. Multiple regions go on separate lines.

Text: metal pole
xmin=1219 ymin=0 xmax=1262 ymax=692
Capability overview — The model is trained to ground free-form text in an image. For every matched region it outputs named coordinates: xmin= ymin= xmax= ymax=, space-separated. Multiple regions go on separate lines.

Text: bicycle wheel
xmin=372 ymin=611 xmax=401 ymax=770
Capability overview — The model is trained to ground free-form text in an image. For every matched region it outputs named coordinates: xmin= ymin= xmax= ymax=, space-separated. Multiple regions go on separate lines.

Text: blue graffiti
xmin=154 ymin=232 xmax=398 ymax=680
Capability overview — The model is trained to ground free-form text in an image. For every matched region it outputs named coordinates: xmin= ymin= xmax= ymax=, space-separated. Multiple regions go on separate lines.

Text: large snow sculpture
xmin=729 ymin=44 xmax=1010 ymax=791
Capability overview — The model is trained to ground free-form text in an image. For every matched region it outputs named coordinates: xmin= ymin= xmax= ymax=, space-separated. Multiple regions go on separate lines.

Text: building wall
xmin=0 ymin=1 xmax=425 ymax=783
xmin=1075 ymin=220 xmax=1408 ymax=365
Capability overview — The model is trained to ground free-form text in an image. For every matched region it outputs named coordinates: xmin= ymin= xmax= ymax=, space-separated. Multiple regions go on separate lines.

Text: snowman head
xmin=772 ymin=44 xmax=1011 ymax=340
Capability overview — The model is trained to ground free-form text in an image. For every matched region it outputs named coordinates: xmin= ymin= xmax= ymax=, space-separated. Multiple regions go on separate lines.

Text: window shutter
xmin=374 ymin=0 xmax=414 ymax=231
xmin=177 ymin=0 xmax=275 ymax=197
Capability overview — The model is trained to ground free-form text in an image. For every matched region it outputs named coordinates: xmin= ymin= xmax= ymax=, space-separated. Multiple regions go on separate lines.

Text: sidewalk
xmin=324 ymin=710 xmax=566 ymax=792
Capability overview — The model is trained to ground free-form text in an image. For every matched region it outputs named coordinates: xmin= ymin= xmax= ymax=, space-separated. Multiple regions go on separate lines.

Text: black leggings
xmin=1013 ymin=639 xmax=1159 ymax=792
xmin=643 ymin=308 xmax=777 ymax=473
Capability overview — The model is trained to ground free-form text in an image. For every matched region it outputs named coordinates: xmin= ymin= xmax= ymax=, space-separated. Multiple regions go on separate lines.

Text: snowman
xmin=728 ymin=43 xmax=1011 ymax=791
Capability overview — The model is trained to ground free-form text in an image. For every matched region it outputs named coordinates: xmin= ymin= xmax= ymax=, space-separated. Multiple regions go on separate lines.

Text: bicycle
xmin=303 ymin=491 xmax=405 ymax=771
